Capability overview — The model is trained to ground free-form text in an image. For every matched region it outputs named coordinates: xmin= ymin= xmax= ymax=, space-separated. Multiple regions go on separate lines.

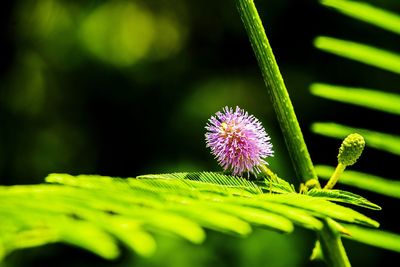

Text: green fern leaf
xmin=46 ymin=174 xmax=252 ymax=236
xmin=46 ymin=174 xmax=379 ymax=230
xmin=46 ymin=174 xmax=294 ymax=234
xmin=343 ymin=225 xmax=400 ymax=253
xmin=260 ymin=193 xmax=379 ymax=228
xmin=310 ymin=83 xmax=400 ymax=115
xmin=307 ymin=189 xmax=381 ymax=210
xmin=0 ymin=201 xmax=120 ymax=260
xmin=1 ymin=185 xmax=157 ymax=257
xmin=137 ymin=172 xmax=263 ymax=195
xmin=203 ymin=202 xmax=294 ymax=233
xmin=311 ymin=0 xmax=400 ymax=260
xmin=0 ymin=172 xmax=381 ymax=261
xmin=228 ymin=198 xmax=324 ymax=231
xmin=314 ymin=36 xmax=400 ymax=74
xmin=320 ymin=0 xmax=400 ymax=35
xmin=165 ymin=199 xmax=253 ymax=235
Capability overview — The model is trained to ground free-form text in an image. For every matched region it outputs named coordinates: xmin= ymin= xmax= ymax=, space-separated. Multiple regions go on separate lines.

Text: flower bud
xmin=337 ymin=133 xmax=365 ymax=166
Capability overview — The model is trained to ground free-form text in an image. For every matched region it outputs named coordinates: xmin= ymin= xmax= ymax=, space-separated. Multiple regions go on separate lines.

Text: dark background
xmin=1 ymin=0 xmax=399 ymax=266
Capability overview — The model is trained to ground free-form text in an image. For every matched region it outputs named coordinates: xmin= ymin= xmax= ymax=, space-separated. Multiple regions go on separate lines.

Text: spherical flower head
xmin=205 ymin=106 xmax=273 ymax=176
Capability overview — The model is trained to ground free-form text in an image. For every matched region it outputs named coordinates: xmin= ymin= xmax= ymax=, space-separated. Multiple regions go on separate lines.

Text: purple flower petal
xmin=205 ymin=106 xmax=274 ymax=176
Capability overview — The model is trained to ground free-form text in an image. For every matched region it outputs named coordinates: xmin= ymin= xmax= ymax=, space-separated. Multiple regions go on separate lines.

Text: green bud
xmin=337 ymin=133 xmax=365 ymax=166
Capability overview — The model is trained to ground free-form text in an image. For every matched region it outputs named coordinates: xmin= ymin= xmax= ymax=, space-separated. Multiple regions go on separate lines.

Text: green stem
xmin=324 ymin=163 xmax=346 ymax=189
xmin=318 ymin=218 xmax=352 ymax=267
xmin=235 ymin=0 xmax=318 ymax=184
xmin=259 ymin=164 xmax=276 ymax=180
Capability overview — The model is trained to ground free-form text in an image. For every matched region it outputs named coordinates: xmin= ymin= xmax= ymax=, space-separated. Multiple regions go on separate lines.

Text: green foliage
xmin=320 ymin=0 xmax=400 ymax=34
xmin=2 ymin=1 xmax=399 ymax=266
xmin=316 ymin=165 xmax=400 ymax=199
xmin=343 ymin=225 xmax=400 ymax=253
xmin=0 ymin=172 xmax=379 ymax=261
xmin=310 ymin=83 xmax=400 ymax=115
xmin=307 ymin=189 xmax=381 ymax=210
xmin=260 ymin=193 xmax=378 ymax=228
xmin=137 ymin=172 xmax=263 ymax=195
xmin=312 ymin=1 xmax=400 ymax=263
xmin=314 ymin=36 xmax=400 ymax=74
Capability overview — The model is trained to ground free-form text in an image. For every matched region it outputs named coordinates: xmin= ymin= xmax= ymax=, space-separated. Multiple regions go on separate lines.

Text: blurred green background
xmin=1 ymin=0 xmax=399 ymax=266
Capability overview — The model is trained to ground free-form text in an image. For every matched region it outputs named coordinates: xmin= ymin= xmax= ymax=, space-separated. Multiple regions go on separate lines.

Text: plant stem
xmin=318 ymin=218 xmax=352 ymax=267
xmin=324 ymin=163 xmax=346 ymax=189
xmin=235 ymin=0 xmax=318 ymax=184
xmin=259 ymin=164 xmax=276 ymax=179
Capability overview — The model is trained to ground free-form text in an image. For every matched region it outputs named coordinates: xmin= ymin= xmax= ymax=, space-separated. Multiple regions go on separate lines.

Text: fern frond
xmin=0 ymin=196 xmax=121 ymax=260
xmin=0 ymin=185 xmax=157 ymax=257
xmin=312 ymin=122 xmax=400 ymax=156
xmin=307 ymin=189 xmax=381 ymax=210
xmin=320 ymin=0 xmax=400 ymax=35
xmin=137 ymin=172 xmax=263 ymax=195
xmin=206 ymin=194 xmax=323 ymax=231
xmin=259 ymin=193 xmax=379 ymax=228
xmin=0 ymin=172 xmax=381 ymax=261
xmin=343 ymin=225 xmax=400 ymax=253
xmin=204 ymin=202 xmax=295 ymax=233
xmin=46 ymin=175 xmax=253 ymax=236
xmin=316 ymin=165 xmax=400 ymax=199
xmin=47 ymin=174 xmax=294 ymax=234
xmin=311 ymin=0 xmax=400 ymax=261
xmin=310 ymin=83 xmax=400 ymax=115
xmin=314 ymin=36 xmax=400 ymax=74
xmin=48 ymin=173 xmax=294 ymax=233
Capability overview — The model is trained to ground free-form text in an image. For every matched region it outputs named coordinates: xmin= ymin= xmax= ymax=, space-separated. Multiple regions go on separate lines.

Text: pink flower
xmin=205 ymin=106 xmax=273 ymax=176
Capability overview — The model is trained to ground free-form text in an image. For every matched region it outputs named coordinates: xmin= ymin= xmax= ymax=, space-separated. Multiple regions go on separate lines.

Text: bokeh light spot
xmin=79 ymin=1 xmax=185 ymax=67
xmin=79 ymin=1 xmax=155 ymax=67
